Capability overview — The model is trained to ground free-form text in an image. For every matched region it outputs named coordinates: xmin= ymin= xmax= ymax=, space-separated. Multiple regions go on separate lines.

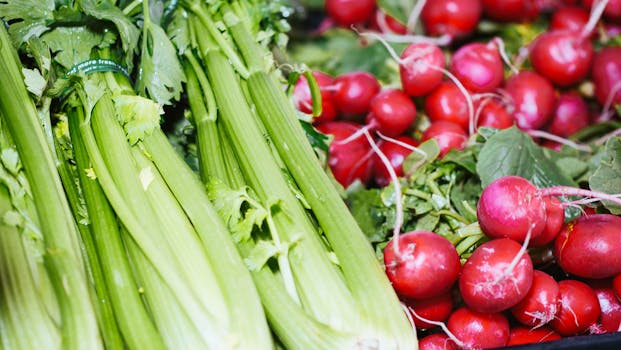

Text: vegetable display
xmin=0 ymin=0 xmax=621 ymax=349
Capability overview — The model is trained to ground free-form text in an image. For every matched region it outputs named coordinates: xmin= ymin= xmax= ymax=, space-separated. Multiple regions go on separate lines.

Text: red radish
xmin=371 ymin=9 xmax=408 ymax=34
xmin=421 ymin=0 xmax=483 ymax=41
xmin=324 ymin=0 xmax=376 ymax=27
xmin=546 ymin=92 xmax=590 ymax=138
xmin=404 ymin=291 xmax=454 ymax=329
xmin=383 ymin=231 xmax=461 ymax=300
xmin=333 ymin=71 xmax=381 ymax=119
xmin=418 ymin=334 xmax=458 ymax=350
xmin=510 ymin=270 xmax=561 ymax=327
xmin=475 ymin=98 xmax=514 ymax=129
xmin=550 ymin=279 xmax=601 ymax=336
xmin=592 ymin=47 xmax=621 ymax=108
xmin=554 ymin=214 xmax=621 ymax=279
xmin=550 ymin=6 xmax=590 ymax=34
xmin=482 ymin=0 xmax=541 ymax=22
xmin=399 ymin=42 xmax=445 ymax=97
xmin=591 ymin=280 xmax=621 ymax=333
xmin=505 ymin=70 xmax=557 ymax=130
xmin=477 ymin=176 xmax=546 ymax=242
xmin=449 ymin=41 xmax=505 ymax=93
xmin=293 ymin=71 xmax=338 ymax=124
xmin=583 ymin=0 xmax=621 ymax=22
xmin=459 ymin=238 xmax=534 ymax=313
xmin=529 ymin=30 xmax=594 ymax=87
xmin=530 ymin=196 xmax=565 ymax=247
xmin=507 ymin=326 xmax=562 ymax=345
xmin=425 ymin=82 xmax=471 ymax=131
xmin=372 ymin=136 xmax=418 ymax=187
xmin=421 ymin=121 xmax=468 ymax=157
xmin=367 ymin=89 xmax=417 ymax=137
xmin=316 ymin=121 xmax=373 ymax=188
xmin=447 ymin=307 xmax=510 ymax=349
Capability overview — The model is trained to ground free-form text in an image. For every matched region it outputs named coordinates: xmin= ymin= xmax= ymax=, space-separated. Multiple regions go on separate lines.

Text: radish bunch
xmin=385 ymin=175 xmax=621 ymax=348
xmin=293 ymin=1 xmax=621 ymax=346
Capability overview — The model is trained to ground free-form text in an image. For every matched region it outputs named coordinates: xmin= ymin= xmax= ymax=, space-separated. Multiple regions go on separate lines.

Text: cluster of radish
xmin=292 ymin=0 xmax=621 ymax=348
xmin=298 ymin=0 xmax=621 ymax=193
xmin=383 ymin=175 xmax=621 ymax=349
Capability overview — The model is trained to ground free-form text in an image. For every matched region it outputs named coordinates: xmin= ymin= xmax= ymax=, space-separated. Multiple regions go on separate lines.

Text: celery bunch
xmin=0 ymin=1 xmax=271 ymax=349
xmin=177 ymin=1 xmax=417 ymax=348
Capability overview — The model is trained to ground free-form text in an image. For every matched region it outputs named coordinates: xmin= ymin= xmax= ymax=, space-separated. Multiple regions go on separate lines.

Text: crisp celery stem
xmin=0 ymin=26 xmax=102 ymax=350
xmin=54 ymin=128 xmax=124 ymax=350
xmin=68 ymin=108 xmax=167 ymax=350
xmin=193 ymin=20 xmax=360 ymax=331
xmin=0 ymin=185 xmax=60 ymax=350
xmin=183 ymin=54 xmax=228 ymax=182
xmin=84 ymin=92 xmax=226 ymax=340
xmin=208 ymin=114 xmax=358 ymax=350
xmin=224 ymin=11 xmax=416 ymax=346
xmin=141 ymin=128 xmax=273 ymax=350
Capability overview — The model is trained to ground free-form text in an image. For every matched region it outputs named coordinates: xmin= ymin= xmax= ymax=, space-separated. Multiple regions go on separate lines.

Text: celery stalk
xmin=0 ymin=25 xmax=102 ymax=350
xmin=141 ymin=129 xmax=274 ymax=350
xmin=83 ymin=92 xmax=230 ymax=347
xmin=191 ymin=15 xmax=361 ymax=332
xmin=214 ymin=5 xmax=416 ymax=347
xmin=54 ymin=116 xmax=124 ymax=350
xmin=0 ymin=140 xmax=59 ymax=350
xmin=67 ymin=108 xmax=167 ymax=350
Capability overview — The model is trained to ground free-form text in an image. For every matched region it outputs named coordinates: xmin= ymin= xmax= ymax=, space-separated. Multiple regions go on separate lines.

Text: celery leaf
xmin=40 ymin=26 xmax=107 ymax=70
xmin=81 ymin=0 xmax=140 ymax=69
xmin=207 ymin=178 xmax=268 ymax=242
xmin=245 ymin=240 xmax=278 ymax=271
xmin=0 ymin=0 xmax=54 ymax=45
xmin=113 ymin=95 xmax=162 ymax=144
xmin=136 ymin=20 xmax=185 ymax=104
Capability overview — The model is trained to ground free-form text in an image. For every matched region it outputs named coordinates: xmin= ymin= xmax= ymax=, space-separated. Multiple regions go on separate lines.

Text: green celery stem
xmin=247 ymin=71 xmax=416 ymax=346
xmin=0 ymin=25 xmax=101 ymax=350
xmin=141 ymin=129 xmax=273 ymax=350
xmin=54 ymin=131 xmax=124 ymax=350
xmin=68 ymin=108 xmax=167 ymax=350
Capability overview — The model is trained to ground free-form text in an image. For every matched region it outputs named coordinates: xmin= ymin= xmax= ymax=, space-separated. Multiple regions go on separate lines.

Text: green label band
xmin=66 ymin=59 xmax=130 ymax=78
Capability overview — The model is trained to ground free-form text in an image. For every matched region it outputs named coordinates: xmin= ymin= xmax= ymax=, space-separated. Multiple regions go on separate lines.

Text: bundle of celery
xmin=0 ymin=1 xmax=271 ymax=349
xmin=1 ymin=0 xmax=417 ymax=348
xmin=176 ymin=1 xmax=417 ymax=348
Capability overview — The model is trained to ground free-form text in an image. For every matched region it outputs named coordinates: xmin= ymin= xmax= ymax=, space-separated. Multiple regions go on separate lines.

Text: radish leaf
xmin=589 ymin=136 xmax=621 ymax=214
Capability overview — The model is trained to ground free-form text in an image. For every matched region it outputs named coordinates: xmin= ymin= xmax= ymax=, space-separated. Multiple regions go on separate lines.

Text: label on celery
xmin=66 ymin=59 xmax=130 ymax=79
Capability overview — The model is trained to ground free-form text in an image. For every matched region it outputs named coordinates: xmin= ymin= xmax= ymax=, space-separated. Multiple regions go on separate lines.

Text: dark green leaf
xmin=81 ymin=0 xmax=140 ymax=69
xmin=376 ymin=0 xmax=414 ymax=29
xmin=41 ymin=26 xmax=107 ymax=70
xmin=346 ymin=188 xmax=391 ymax=243
xmin=0 ymin=0 xmax=54 ymax=45
xmin=403 ymin=139 xmax=439 ymax=175
xmin=589 ymin=137 xmax=621 ymax=214
xmin=476 ymin=127 xmax=577 ymax=189
xmin=136 ymin=19 xmax=186 ymax=104
xmin=300 ymin=120 xmax=329 ymax=153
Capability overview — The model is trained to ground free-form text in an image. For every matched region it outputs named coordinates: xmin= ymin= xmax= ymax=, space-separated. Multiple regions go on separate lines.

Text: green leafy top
xmin=589 ymin=136 xmax=621 ymax=214
xmin=135 ymin=0 xmax=186 ymax=105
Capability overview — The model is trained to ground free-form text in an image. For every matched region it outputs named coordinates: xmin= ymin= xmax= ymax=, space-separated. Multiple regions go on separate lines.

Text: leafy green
xmin=348 ymin=147 xmax=481 ymax=260
xmin=476 ymin=127 xmax=577 ymax=189
xmin=113 ymin=94 xmax=162 ymax=144
xmin=0 ymin=0 xmax=54 ymax=45
xmin=81 ymin=0 xmax=140 ymax=69
xmin=40 ymin=26 xmax=107 ymax=70
xmin=589 ymin=136 xmax=621 ymax=214
xmin=136 ymin=0 xmax=186 ymax=105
